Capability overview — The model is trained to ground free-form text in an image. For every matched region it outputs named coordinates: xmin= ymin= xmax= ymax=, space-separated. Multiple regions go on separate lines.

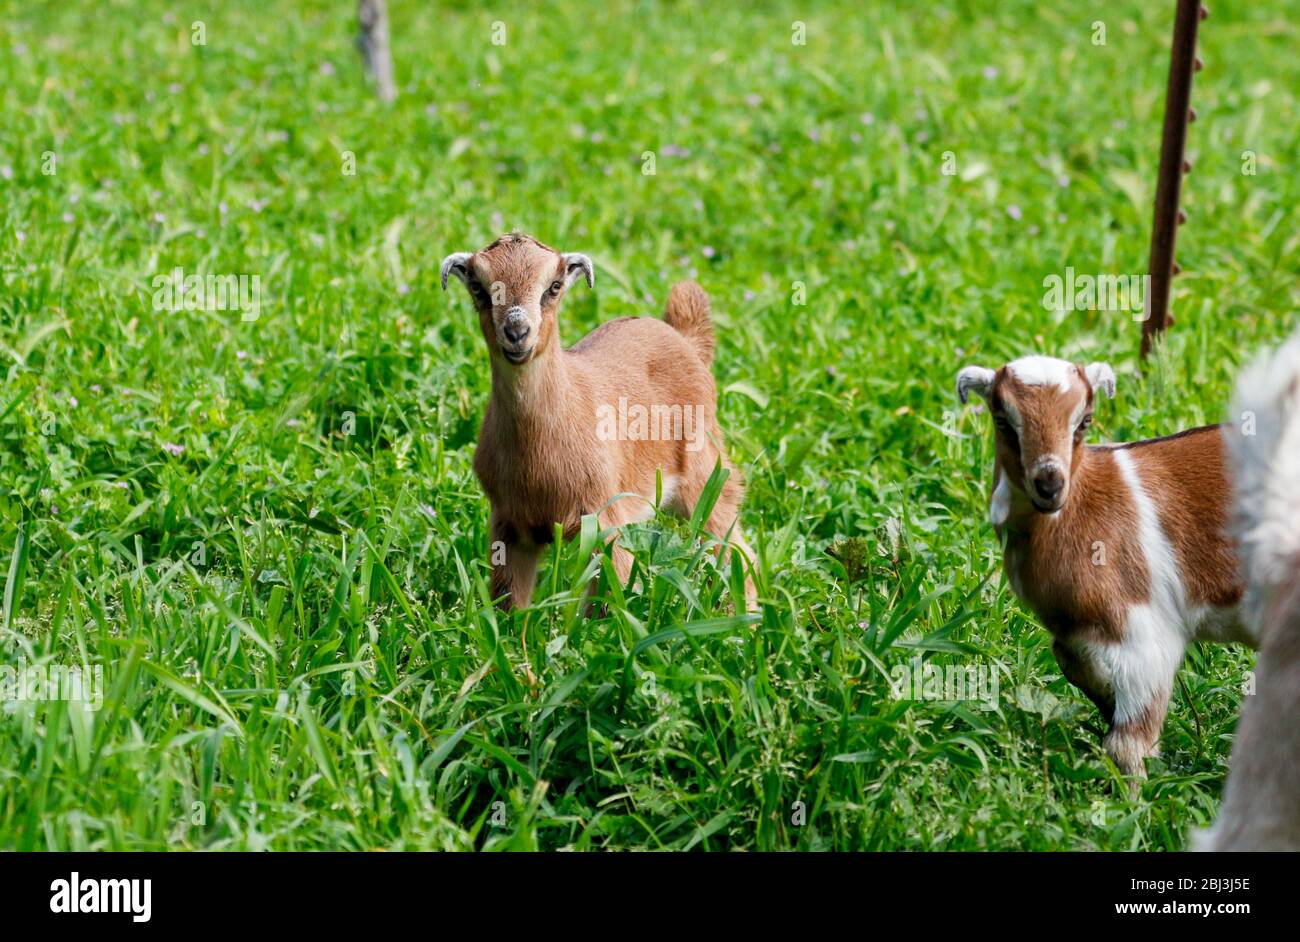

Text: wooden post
xmin=1142 ymin=0 xmax=1206 ymax=359
xmin=358 ymin=0 xmax=396 ymax=103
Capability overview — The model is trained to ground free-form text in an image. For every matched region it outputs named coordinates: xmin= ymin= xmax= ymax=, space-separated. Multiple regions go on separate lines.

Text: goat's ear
xmin=440 ymin=253 xmax=472 ymax=291
xmin=956 ymin=366 xmax=996 ymax=404
xmin=562 ymin=253 xmax=594 ymax=289
xmin=1085 ymin=362 xmax=1117 ymax=399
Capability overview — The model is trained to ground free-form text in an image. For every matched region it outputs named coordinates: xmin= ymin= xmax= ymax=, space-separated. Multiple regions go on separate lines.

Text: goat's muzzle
xmin=498 ymin=307 xmax=536 ymax=364
xmin=1029 ymin=460 xmax=1067 ymax=513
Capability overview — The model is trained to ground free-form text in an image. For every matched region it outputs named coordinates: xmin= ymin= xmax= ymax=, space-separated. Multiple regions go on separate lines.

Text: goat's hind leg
xmin=581 ymin=503 xmax=639 ymax=615
xmin=697 ymin=470 xmax=758 ymax=611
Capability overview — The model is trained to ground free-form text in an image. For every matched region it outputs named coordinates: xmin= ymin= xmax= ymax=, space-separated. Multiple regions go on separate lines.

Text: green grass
xmin=1 ymin=0 xmax=1297 ymax=850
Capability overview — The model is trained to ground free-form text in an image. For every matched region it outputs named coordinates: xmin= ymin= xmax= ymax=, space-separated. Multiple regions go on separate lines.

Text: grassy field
xmin=1 ymin=0 xmax=1298 ymax=851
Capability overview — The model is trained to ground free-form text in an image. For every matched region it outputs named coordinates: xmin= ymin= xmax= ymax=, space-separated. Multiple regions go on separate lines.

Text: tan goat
xmin=957 ymin=356 xmax=1253 ymax=783
xmin=1196 ymin=331 xmax=1300 ymax=850
xmin=441 ymin=232 xmax=755 ymax=611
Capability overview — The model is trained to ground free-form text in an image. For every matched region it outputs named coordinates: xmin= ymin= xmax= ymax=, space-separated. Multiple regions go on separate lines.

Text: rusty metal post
xmin=1142 ymin=0 xmax=1207 ymax=359
xmin=358 ymin=0 xmax=397 ymax=103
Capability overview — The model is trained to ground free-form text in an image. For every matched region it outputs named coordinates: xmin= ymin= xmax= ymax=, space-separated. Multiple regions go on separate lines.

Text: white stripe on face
xmin=1031 ymin=398 xmax=1087 ymax=478
xmin=1019 ymin=382 xmax=1088 ymax=482
xmin=1006 ymin=356 xmax=1076 ymax=393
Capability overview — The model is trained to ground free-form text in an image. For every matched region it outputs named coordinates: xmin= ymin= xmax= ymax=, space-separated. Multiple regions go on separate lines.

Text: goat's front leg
xmin=489 ymin=515 xmax=541 ymax=611
xmin=1087 ymin=618 xmax=1185 ymax=787
xmin=1052 ymin=638 xmax=1116 ymax=725
xmin=1104 ymin=689 xmax=1174 ymax=785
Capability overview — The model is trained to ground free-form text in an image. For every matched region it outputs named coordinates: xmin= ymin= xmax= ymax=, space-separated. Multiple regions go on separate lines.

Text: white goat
xmin=1196 ymin=330 xmax=1300 ymax=850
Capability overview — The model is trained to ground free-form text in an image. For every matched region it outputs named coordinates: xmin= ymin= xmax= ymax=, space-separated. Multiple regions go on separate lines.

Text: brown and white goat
xmin=957 ymin=356 xmax=1252 ymax=781
xmin=441 ymin=232 xmax=755 ymax=611
xmin=1196 ymin=331 xmax=1300 ymax=850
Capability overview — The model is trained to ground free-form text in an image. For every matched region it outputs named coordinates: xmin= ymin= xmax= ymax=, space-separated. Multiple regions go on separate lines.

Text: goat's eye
xmin=993 ymin=415 xmax=1010 ymax=431
xmin=548 ymin=280 xmax=563 ymax=296
xmin=1078 ymin=414 xmax=1093 ymax=431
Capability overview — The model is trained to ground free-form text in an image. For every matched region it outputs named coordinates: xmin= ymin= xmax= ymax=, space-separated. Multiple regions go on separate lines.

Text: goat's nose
xmin=503 ymin=317 xmax=531 ymax=345
xmin=1033 ymin=467 xmax=1065 ymax=501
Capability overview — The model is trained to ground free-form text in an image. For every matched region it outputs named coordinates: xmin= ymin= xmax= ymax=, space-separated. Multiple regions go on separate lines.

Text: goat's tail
xmin=663 ymin=280 xmax=715 ymax=367
xmin=1227 ymin=328 xmax=1300 ymax=629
